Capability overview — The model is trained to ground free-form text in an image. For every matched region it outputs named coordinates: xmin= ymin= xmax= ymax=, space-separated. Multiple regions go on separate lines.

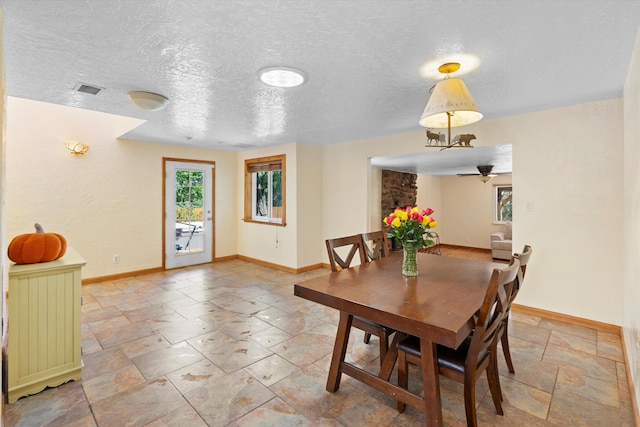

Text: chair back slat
xmin=326 ymin=234 xmax=367 ymax=272
xmin=362 ymin=231 xmax=390 ymax=261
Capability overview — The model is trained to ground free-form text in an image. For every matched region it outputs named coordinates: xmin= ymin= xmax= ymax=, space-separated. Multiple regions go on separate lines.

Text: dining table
xmin=293 ymin=252 xmax=504 ymax=427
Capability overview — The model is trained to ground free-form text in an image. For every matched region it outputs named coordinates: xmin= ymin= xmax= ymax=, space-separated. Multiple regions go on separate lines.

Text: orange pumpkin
xmin=8 ymin=223 xmax=67 ymax=264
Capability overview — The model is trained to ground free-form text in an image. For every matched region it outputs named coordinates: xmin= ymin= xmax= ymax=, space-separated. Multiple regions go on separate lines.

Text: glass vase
xmin=402 ymin=240 xmax=419 ymax=277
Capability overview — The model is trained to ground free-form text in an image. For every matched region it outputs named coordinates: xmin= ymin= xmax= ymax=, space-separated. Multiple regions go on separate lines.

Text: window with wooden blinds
xmin=244 ymin=154 xmax=286 ymax=225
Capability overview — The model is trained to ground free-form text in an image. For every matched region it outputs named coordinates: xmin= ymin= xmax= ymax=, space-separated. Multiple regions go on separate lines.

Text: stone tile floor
xmin=4 ymin=259 xmax=636 ymax=426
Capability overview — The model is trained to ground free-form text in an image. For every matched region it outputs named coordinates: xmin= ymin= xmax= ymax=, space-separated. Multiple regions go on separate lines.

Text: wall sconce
xmin=65 ymin=141 xmax=89 ymax=156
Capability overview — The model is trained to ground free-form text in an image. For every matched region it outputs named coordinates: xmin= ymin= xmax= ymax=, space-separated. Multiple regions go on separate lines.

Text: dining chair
xmin=326 ymin=234 xmax=394 ymax=363
xmin=418 ymin=231 xmax=441 ymax=255
xmin=500 ymin=244 xmax=533 ymax=373
xmin=396 ymin=259 xmax=521 ymax=427
xmin=360 ymin=231 xmax=393 ymax=344
xmin=362 ymin=230 xmax=390 ymax=261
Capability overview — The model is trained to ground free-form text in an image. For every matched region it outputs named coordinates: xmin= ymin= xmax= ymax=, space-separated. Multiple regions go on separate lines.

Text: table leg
xmin=420 ymin=338 xmax=443 ymax=426
xmin=326 ymin=311 xmax=353 ymax=392
xmin=378 ymin=332 xmax=406 ymax=381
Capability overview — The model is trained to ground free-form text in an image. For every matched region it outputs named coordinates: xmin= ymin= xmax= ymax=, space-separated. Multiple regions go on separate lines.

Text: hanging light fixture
xmin=420 ymin=62 xmax=482 ymax=148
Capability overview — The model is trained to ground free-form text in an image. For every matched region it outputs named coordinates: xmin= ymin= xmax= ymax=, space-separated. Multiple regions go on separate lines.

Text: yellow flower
xmin=410 ymin=207 xmax=419 ymax=213
xmin=429 ymin=220 xmax=438 ymax=228
xmin=391 ymin=217 xmax=402 ymax=228
xmin=396 ymin=210 xmax=408 ymax=221
xmin=421 ymin=216 xmax=430 ymax=226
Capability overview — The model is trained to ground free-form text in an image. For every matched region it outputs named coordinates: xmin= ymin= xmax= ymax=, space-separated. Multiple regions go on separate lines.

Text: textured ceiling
xmin=2 ymin=1 xmax=640 ymax=173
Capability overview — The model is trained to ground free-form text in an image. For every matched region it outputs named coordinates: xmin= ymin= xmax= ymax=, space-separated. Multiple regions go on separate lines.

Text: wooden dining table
xmin=294 ymin=252 xmax=504 ymax=427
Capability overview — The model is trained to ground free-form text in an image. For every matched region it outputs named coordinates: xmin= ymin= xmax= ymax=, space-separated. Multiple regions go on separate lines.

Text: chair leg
xmin=378 ymin=332 xmax=389 ymax=366
xmin=364 ymin=332 xmax=372 ymax=344
xmin=501 ymin=323 xmax=515 ymax=373
xmin=397 ymin=350 xmax=408 ymax=413
xmin=487 ymin=354 xmax=504 ymax=416
xmin=463 ymin=373 xmax=478 ymax=427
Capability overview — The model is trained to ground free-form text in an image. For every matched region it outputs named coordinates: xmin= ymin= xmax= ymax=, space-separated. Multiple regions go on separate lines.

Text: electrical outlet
xmin=113 ymin=255 xmax=120 ymax=264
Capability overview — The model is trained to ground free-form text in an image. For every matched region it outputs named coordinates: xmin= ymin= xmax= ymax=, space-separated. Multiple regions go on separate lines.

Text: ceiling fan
xmin=457 ymin=165 xmax=511 ymax=182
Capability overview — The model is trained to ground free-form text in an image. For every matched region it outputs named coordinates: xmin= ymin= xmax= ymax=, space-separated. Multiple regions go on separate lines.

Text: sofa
xmin=490 ymin=222 xmax=512 ymax=260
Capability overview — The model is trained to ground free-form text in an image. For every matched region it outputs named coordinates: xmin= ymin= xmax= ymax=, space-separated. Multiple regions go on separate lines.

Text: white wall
xmin=323 ymin=131 xmax=447 ymax=244
xmin=295 ymin=143 xmax=324 ymax=267
xmin=623 ymin=27 xmax=640 ymax=416
xmin=508 ymin=99 xmax=623 ymax=325
xmin=236 ymin=143 xmax=299 ymax=269
xmin=6 ymin=97 xmax=238 ymax=279
xmin=439 ymin=174 xmax=511 ymax=248
xmin=5 ymin=94 xmax=626 ymax=325
xmin=324 ymin=99 xmax=624 ymax=325
xmin=415 ymin=174 xmax=443 ymax=237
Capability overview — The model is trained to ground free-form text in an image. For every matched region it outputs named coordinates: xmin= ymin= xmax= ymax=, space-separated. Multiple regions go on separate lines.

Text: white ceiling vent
xmin=74 ymin=83 xmax=103 ymax=95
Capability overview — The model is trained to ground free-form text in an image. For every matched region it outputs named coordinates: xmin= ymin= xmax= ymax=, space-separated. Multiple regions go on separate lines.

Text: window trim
xmin=244 ymin=154 xmax=286 ymax=226
xmin=493 ymin=184 xmax=513 ymax=224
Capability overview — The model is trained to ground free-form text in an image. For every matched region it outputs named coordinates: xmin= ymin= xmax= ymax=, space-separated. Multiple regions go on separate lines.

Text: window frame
xmin=493 ymin=184 xmax=513 ymax=224
xmin=244 ymin=154 xmax=286 ymax=226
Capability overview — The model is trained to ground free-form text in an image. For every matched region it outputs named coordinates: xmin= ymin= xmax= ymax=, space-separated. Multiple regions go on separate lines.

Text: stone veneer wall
xmin=381 ymin=170 xmax=417 ymax=249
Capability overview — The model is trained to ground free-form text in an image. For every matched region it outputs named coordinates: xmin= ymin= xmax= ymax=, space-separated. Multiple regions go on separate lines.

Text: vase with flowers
xmin=383 ymin=206 xmax=438 ymax=276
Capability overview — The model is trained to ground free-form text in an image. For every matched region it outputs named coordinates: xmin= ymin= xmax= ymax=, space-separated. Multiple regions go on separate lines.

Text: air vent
xmin=74 ymin=83 xmax=103 ymax=95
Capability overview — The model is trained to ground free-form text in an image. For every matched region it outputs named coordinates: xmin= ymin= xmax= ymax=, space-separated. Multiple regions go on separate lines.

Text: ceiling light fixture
xmin=259 ymin=67 xmax=306 ymax=88
xmin=128 ymin=91 xmax=170 ymax=111
xmin=421 ymin=62 xmax=482 ymax=149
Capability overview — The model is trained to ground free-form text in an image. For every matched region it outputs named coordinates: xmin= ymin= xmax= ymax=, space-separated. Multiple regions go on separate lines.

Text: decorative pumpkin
xmin=7 ymin=223 xmax=67 ymax=264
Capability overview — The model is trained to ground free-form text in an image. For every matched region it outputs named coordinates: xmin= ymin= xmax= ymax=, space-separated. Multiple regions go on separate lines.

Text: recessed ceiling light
xmin=259 ymin=67 xmax=306 ymax=88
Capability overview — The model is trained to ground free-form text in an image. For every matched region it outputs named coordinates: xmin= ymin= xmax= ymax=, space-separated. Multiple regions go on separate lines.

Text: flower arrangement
xmin=383 ymin=206 xmax=438 ymax=248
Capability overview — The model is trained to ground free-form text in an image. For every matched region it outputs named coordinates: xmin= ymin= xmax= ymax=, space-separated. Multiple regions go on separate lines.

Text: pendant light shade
xmin=419 ymin=77 xmax=482 ymax=128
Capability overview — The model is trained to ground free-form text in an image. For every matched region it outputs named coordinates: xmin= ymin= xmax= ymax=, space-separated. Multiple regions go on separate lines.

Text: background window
xmin=244 ymin=155 xmax=286 ymax=225
xmin=495 ymin=185 xmax=513 ymax=223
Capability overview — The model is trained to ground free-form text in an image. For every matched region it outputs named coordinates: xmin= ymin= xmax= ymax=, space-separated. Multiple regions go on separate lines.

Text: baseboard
xmin=621 ymin=329 xmax=640 ymax=427
xmin=237 ymin=255 xmax=323 ymax=274
xmin=512 ymin=304 xmax=620 ymax=335
xmin=214 ymin=254 xmax=238 ymax=262
xmin=439 ymin=243 xmax=492 ymax=253
xmin=81 ymin=255 xmax=325 ymax=284
xmin=82 ymin=267 xmax=164 ymax=285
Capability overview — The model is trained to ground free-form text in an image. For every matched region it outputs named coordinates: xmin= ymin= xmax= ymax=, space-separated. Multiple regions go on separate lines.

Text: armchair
xmin=490 ymin=222 xmax=512 ymax=260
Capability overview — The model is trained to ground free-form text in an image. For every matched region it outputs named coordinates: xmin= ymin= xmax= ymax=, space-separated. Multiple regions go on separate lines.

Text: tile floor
xmin=4 ymin=257 xmax=636 ymax=426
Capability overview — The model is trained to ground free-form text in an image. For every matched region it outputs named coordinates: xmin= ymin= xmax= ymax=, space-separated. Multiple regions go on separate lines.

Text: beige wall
xmin=236 ymin=143 xmax=300 ymax=269
xmin=6 ymin=97 xmax=238 ymax=279
xmin=3 ymin=62 xmax=631 ymax=329
xmin=323 ymin=98 xmax=624 ymax=325
xmin=295 ymin=143 xmax=324 ymax=267
xmin=623 ymin=27 xmax=640 ymax=417
xmin=509 ymin=99 xmax=623 ymax=325
xmin=439 ymin=174 xmax=511 ymax=248
xmin=5 ymin=96 xmax=626 ymax=325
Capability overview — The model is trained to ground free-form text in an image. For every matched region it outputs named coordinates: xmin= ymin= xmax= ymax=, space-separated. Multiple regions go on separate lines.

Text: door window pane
xmin=175 ymin=170 xmax=205 ymax=254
